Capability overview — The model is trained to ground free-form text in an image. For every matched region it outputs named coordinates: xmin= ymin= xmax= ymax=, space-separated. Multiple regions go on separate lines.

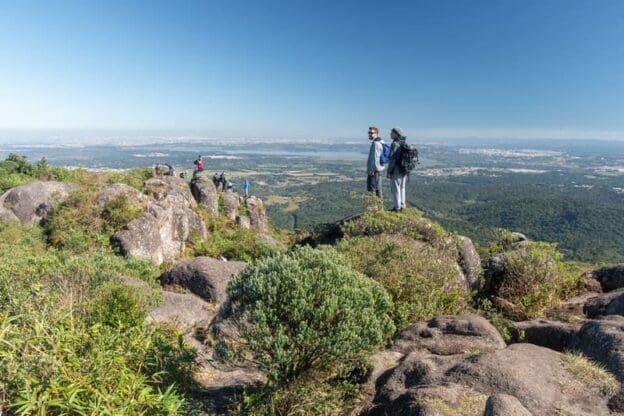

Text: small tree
xmin=219 ymin=246 xmax=395 ymax=384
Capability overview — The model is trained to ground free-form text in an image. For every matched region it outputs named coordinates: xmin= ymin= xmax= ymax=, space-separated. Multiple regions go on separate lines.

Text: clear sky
xmin=0 ymin=0 xmax=622 ymax=141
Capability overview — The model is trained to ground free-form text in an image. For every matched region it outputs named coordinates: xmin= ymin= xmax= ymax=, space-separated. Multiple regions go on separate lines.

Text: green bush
xmin=218 ymin=246 xmax=395 ymax=385
xmin=337 ymin=234 xmax=470 ymax=328
xmin=106 ymin=168 xmax=153 ymax=191
xmin=44 ymin=189 xmax=104 ymax=253
xmin=488 ymin=242 xmax=585 ymax=318
xmin=193 ymin=227 xmax=280 ymax=262
xmin=103 ymin=193 xmax=147 ymax=231
xmin=89 ymin=283 xmax=152 ymax=329
xmin=0 ymin=311 xmax=197 ymax=415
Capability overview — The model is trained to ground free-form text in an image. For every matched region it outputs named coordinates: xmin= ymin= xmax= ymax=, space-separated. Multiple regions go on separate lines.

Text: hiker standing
xmin=366 ymin=126 xmax=386 ymax=199
xmin=387 ymin=127 xmax=407 ymax=212
xmin=219 ymin=173 xmax=226 ymax=191
xmin=243 ymin=179 xmax=251 ymax=197
xmin=194 ymin=155 xmax=204 ymax=172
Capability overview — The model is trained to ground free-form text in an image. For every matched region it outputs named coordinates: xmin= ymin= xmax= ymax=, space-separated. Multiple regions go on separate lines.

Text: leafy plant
xmin=217 ymin=246 xmax=395 ymax=385
xmin=337 ymin=234 xmax=470 ymax=328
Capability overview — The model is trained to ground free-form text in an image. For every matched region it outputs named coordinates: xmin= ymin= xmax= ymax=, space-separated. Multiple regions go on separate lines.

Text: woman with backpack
xmin=387 ymin=127 xmax=408 ymax=212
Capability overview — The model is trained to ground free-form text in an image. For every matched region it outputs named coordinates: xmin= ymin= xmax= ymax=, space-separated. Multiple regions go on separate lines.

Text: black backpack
xmin=397 ymin=141 xmax=419 ymax=174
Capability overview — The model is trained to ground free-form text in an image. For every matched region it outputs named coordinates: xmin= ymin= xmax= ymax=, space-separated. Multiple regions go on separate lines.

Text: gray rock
xmin=457 ymin=236 xmax=482 ymax=290
xmin=392 ymin=314 xmax=506 ymax=356
xmin=447 ymin=344 xmax=611 ymax=415
xmin=246 ymin=196 xmax=269 ymax=234
xmin=190 ymin=172 xmax=219 ymax=217
xmin=236 ymin=215 xmax=251 ymax=229
xmin=485 ymin=394 xmax=533 ymax=416
xmin=583 ymin=288 xmax=624 ymax=318
xmin=160 ymin=256 xmax=246 ymax=303
xmin=512 ymin=319 xmax=581 ymax=351
xmin=223 ymin=190 xmax=239 ymax=220
xmin=587 ymin=264 xmax=624 ymax=292
xmin=482 ymin=255 xmax=506 ymax=297
xmin=368 ymin=343 xmax=613 ymax=416
xmin=145 ymin=176 xmax=196 ymax=208
xmin=0 ymin=180 xmax=77 ymax=224
xmin=112 ymin=201 xmax=207 ymax=265
xmin=96 ymin=183 xmax=147 ymax=210
xmin=148 ymin=291 xmax=216 ymax=332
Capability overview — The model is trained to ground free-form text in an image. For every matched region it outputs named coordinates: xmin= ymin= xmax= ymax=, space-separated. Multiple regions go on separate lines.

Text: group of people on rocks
xmin=366 ymin=127 xmax=418 ymax=212
xmin=154 ymin=155 xmax=252 ymax=196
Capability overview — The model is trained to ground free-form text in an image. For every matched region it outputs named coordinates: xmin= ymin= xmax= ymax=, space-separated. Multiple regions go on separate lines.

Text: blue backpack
xmin=380 ymin=143 xmax=391 ymax=165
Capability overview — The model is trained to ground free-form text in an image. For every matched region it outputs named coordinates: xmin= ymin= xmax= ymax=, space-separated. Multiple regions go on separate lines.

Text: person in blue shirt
xmin=243 ymin=179 xmax=251 ymax=197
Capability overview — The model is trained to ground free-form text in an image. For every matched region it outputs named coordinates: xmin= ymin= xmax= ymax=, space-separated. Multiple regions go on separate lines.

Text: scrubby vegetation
xmin=480 ymin=229 xmax=588 ymax=319
xmin=0 ymin=155 xmax=615 ymax=414
xmin=338 ymin=234 xmax=469 ymax=329
xmin=561 ymin=352 xmax=620 ymax=396
xmin=334 ymin=199 xmax=470 ymax=329
xmin=218 ymin=246 xmax=394 ymax=414
xmin=0 ymin=220 xmax=198 ymax=415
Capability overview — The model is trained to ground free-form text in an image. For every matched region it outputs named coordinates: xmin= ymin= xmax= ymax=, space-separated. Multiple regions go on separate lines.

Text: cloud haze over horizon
xmin=1 ymin=0 xmax=623 ymax=142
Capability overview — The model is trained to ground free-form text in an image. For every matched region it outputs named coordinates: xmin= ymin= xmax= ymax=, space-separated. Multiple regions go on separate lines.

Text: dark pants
xmin=367 ymin=172 xmax=383 ymax=199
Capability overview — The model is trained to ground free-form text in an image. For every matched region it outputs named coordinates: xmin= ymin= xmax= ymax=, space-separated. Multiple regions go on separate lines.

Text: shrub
xmin=341 ymin=207 xmax=450 ymax=248
xmin=44 ymin=189 xmax=104 ymax=253
xmin=218 ymin=246 xmax=395 ymax=384
xmin=103 ymin=193 xmax=147 ymax=231
xmin=337 ymin=234 xmax=470 ymax=328
xmin=88 ymin=283 xmax=153 ymax=329
xmin=106 ymin=168 xmax=153 ymax=191
xmin=193 ymin=228 xmax=280 ymax=262
xmin=487 ymin=242 xmax=586 ymax=318
xmin=0 ymin=311 xmax=197 ymax=415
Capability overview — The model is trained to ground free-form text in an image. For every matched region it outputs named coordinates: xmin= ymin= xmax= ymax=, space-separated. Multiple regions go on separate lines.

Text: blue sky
xmin=0 ymin=0 xmax=622 ymax=141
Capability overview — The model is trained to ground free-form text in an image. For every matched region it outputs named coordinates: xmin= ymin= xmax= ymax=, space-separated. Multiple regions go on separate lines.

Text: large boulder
xmin=368 ymin=343 xmax=613 ymax=416
xmin=96 ymin=183 xmax=147 ymax=210
xmin=457 ymin=236 xmax=482 ymax=290
xmin=148 ymin=291 xmax=216 ymax=332
xmin=586 ymin=264 xmax=624 ymax=292
xmin=447 ymin=344 xmax=612 ymax=415
xmin=485 ymin=394 xmax=533 ymax=416
xmin=245 ymin=196 xmax=269 ymax=234
xmin=223 ymin=190 xmax=239 ymax=220
xmin=583 ymin=288 xmax=624 ymax=318
xmin=0 ymin=180 xmax=77 ymax=224
xmin=512 ymin=319 xmax=581 ymax=351
xmin=160 ymin=257 xmax=247 ymax=303
xmin=112 ymin=201 xmax=207 ymax=265
xmin=190 ymin=172 xmax=219 ymax=217
xmin=392 ymin=314 xmax=506 ymax=356
xmin=145 ymin=176 xmax=196 ymax=208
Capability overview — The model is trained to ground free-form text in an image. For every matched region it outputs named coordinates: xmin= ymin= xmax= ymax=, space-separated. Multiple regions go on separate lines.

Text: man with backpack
xmin=366 ymin=126 xmax=388 ymax=199
xmin=387 ymin=127 xmax=418 ymax=212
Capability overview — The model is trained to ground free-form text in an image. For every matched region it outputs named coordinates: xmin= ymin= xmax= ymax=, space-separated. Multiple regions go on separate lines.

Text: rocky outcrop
xmin=145 ymin=176 xmax=196 ymax=208
xmin=236 ymin=215 xmax=251 ymax=229
xmin=512 ymin=319 xmax=581 ymax=351
xmin=160 ymin=257 xmax=246 ymax=303
xmin=367 ymin=343 xmax=613 ymax=416
xmin=586 ymin=264 xmax=624 ymax=292
xmin=222 ymin=190 xmax=239 ymax=220
xmin=96 ymin=183 xmax=147 ymax=210
xmin=112 ymin=201 xmax=207 ymax=265
xmin=190 ymin=172 xmax=219 ymax=217
xmin=583 ymin=288 xmax=624 ymax=318
xmin=392 ymin=314 xmax=506 ymax=355
xmin=148 ymin=291 xmax=216 ymax=332
xmin=246 ymin=196 xmax=269 ymax=234
xmin=485 ymin=394 xmax=533 ymax=416
xmin=0 ymin=180 xmax=77 ymax=224
xmin=457 ymin=236 xmax=482 ymax=290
